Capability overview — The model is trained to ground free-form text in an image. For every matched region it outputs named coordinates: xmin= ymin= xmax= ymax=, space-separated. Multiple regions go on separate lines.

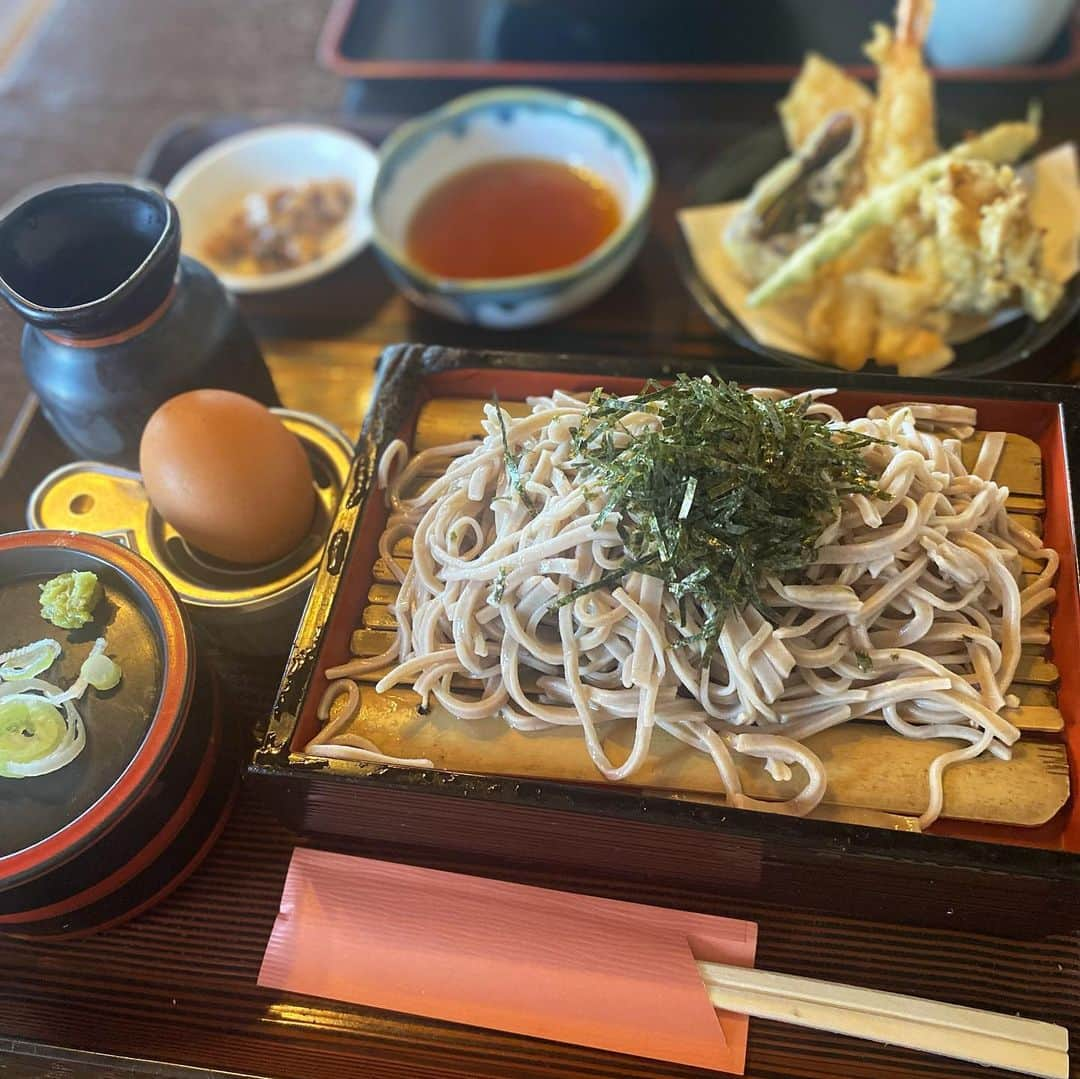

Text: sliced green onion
xmin=0 ymin=680 xmax=85 ymax=779
xmin=0 ymin=638 xmax=61 ymax=681
xmin=0 ymin=697 xmax=65 ymax=766
xmin=0 ymin=632 xmax=120 ymax=780
xmin=80 ymin=641 xmax=122 ymax=692
xmin=47 ymin=639 xmax=108 ymax=704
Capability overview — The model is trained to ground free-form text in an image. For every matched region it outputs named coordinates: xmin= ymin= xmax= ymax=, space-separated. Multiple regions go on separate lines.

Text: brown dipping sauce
xmin=405 ymin=158 xmax=621 ymax=279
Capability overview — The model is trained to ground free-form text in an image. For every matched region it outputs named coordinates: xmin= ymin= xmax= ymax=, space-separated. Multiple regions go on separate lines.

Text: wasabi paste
xmin=39 ymin=571 xmax=103 ymax=630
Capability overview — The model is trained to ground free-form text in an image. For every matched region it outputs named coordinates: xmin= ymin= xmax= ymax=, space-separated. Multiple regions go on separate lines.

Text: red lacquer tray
xmin=255 ymin=344 xmax=1080 ymax=936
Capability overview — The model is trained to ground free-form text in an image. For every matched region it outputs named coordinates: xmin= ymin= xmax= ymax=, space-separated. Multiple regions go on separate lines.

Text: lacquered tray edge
xmin=319 ymin=0 xmax=1080 ymax=84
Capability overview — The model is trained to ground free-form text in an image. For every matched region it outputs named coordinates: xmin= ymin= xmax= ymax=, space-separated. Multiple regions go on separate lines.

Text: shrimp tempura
xmin=864 ymin=0 xmax=938 ymax=189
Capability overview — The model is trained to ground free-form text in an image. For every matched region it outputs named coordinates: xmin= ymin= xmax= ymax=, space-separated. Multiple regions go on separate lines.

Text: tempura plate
xmin=675 ymin=123 xmax=1080 ymax=378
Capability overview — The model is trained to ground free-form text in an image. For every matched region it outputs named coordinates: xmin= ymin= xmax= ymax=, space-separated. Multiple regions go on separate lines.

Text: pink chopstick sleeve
xmin=259 ymin=849 xmax=757 ymax=1073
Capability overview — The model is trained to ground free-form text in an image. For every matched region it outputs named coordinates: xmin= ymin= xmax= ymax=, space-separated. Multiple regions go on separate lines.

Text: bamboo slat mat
xmin=320 ymin=396 xmax=1070 ymax=831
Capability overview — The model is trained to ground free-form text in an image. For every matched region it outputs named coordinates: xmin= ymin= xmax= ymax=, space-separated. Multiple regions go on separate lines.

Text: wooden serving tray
xmin=3 ymin=85 xmax=1080 ymax=1071
xmin=253 ymin=345 xmax=1080 ymax=940
xmin=320 ymin=0 xmax=1080 ymax=85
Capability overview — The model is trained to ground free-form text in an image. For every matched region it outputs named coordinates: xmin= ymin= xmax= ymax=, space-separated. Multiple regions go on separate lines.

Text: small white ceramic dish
xmin=371 ymin=87 xmax=655 ymax=329
xmin=166 ymin=124 xmax=378 ymax=295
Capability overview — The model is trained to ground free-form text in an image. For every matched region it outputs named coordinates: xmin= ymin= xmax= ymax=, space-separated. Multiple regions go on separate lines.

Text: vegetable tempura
xmin=723 ymin=0 xmax=1065 ymax=375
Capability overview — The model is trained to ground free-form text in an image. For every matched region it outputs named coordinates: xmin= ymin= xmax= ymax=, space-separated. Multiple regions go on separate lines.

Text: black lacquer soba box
xmin=253 ymin=344 xmax=1080 ymax=937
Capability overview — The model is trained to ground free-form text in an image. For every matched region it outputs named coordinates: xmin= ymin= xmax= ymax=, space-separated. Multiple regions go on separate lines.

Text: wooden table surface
xmin=1 ymin=3 xmax=1080 ymax=1077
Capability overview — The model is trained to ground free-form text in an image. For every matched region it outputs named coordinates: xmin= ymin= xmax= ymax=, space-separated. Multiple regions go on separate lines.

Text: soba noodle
xmin=316 ymin=387 xmax=1059 ymax=829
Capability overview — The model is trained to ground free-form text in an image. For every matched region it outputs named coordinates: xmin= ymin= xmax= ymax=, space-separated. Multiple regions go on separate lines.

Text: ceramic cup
xmin=926 ymin=0 xmax=1075 ymax=67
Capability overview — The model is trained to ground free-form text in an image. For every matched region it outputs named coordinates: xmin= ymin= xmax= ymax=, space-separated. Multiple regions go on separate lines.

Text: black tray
xmin=321 ymin=0 xmax=1080 ymax=85
xmin=253 ymin=343 xmax=1080 ymax=938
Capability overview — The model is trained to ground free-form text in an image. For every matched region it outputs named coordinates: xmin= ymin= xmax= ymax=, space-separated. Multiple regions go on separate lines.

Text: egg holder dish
xmin=26 ymin=410 xmax=353 ymax=657
xmin=0 ymin=530 xmax=236 ymax=937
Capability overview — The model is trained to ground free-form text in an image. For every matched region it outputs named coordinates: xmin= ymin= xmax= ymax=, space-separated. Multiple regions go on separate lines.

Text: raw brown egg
xmin=139 ymin=390 xmax=316 ymax=565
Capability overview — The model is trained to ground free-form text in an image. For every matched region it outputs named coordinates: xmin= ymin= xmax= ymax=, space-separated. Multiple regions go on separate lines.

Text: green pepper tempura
xmin=39 ymin=571 xmax=103 ymax=630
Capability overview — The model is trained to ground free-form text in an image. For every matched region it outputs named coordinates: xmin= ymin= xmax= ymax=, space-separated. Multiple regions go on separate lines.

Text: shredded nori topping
xmin=562 ymin=376 xmax=883 ymax=652
xmin=494 ymin=396 xmax=536 ymax=516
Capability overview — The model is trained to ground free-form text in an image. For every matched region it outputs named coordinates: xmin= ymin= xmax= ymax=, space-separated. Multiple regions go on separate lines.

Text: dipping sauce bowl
xmin=371 ymin=87 xmax=655 ymax=329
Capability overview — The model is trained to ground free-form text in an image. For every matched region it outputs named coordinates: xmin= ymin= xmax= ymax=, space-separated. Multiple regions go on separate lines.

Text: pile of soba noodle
xmin=317 ymin=384 xmax=1059 ymax=828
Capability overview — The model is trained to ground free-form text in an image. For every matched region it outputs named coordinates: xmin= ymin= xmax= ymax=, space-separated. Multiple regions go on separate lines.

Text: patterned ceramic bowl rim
xmin=371 ymin=87 xmax=656 ymax=294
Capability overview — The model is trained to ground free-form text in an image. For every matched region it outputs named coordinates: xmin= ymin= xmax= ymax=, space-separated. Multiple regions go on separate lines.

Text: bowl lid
xmin=0 ymin=531 xmax=193 ymax=886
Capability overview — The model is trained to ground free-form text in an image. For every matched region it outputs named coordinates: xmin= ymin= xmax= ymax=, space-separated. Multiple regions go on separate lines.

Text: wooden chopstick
xmin=697 ymin=960 xmax=1069 ymax=1079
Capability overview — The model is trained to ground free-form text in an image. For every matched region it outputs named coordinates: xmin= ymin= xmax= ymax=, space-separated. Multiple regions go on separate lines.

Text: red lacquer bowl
xmin=0 ymin=531 xmax=236 ymax=937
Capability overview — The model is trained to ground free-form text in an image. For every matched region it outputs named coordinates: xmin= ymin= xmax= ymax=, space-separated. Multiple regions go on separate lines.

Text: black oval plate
xmin=675 ymin=123 xmax=1080 ymax=377
xmin=0 ymin=547 xmax=162 ymax=857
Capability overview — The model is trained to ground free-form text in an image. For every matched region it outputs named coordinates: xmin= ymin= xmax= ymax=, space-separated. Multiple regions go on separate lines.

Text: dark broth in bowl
xmin=0 ymin=572 xmax=160 ymax=857
xmin=405 ymin=157 xmax=621 ymax=279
